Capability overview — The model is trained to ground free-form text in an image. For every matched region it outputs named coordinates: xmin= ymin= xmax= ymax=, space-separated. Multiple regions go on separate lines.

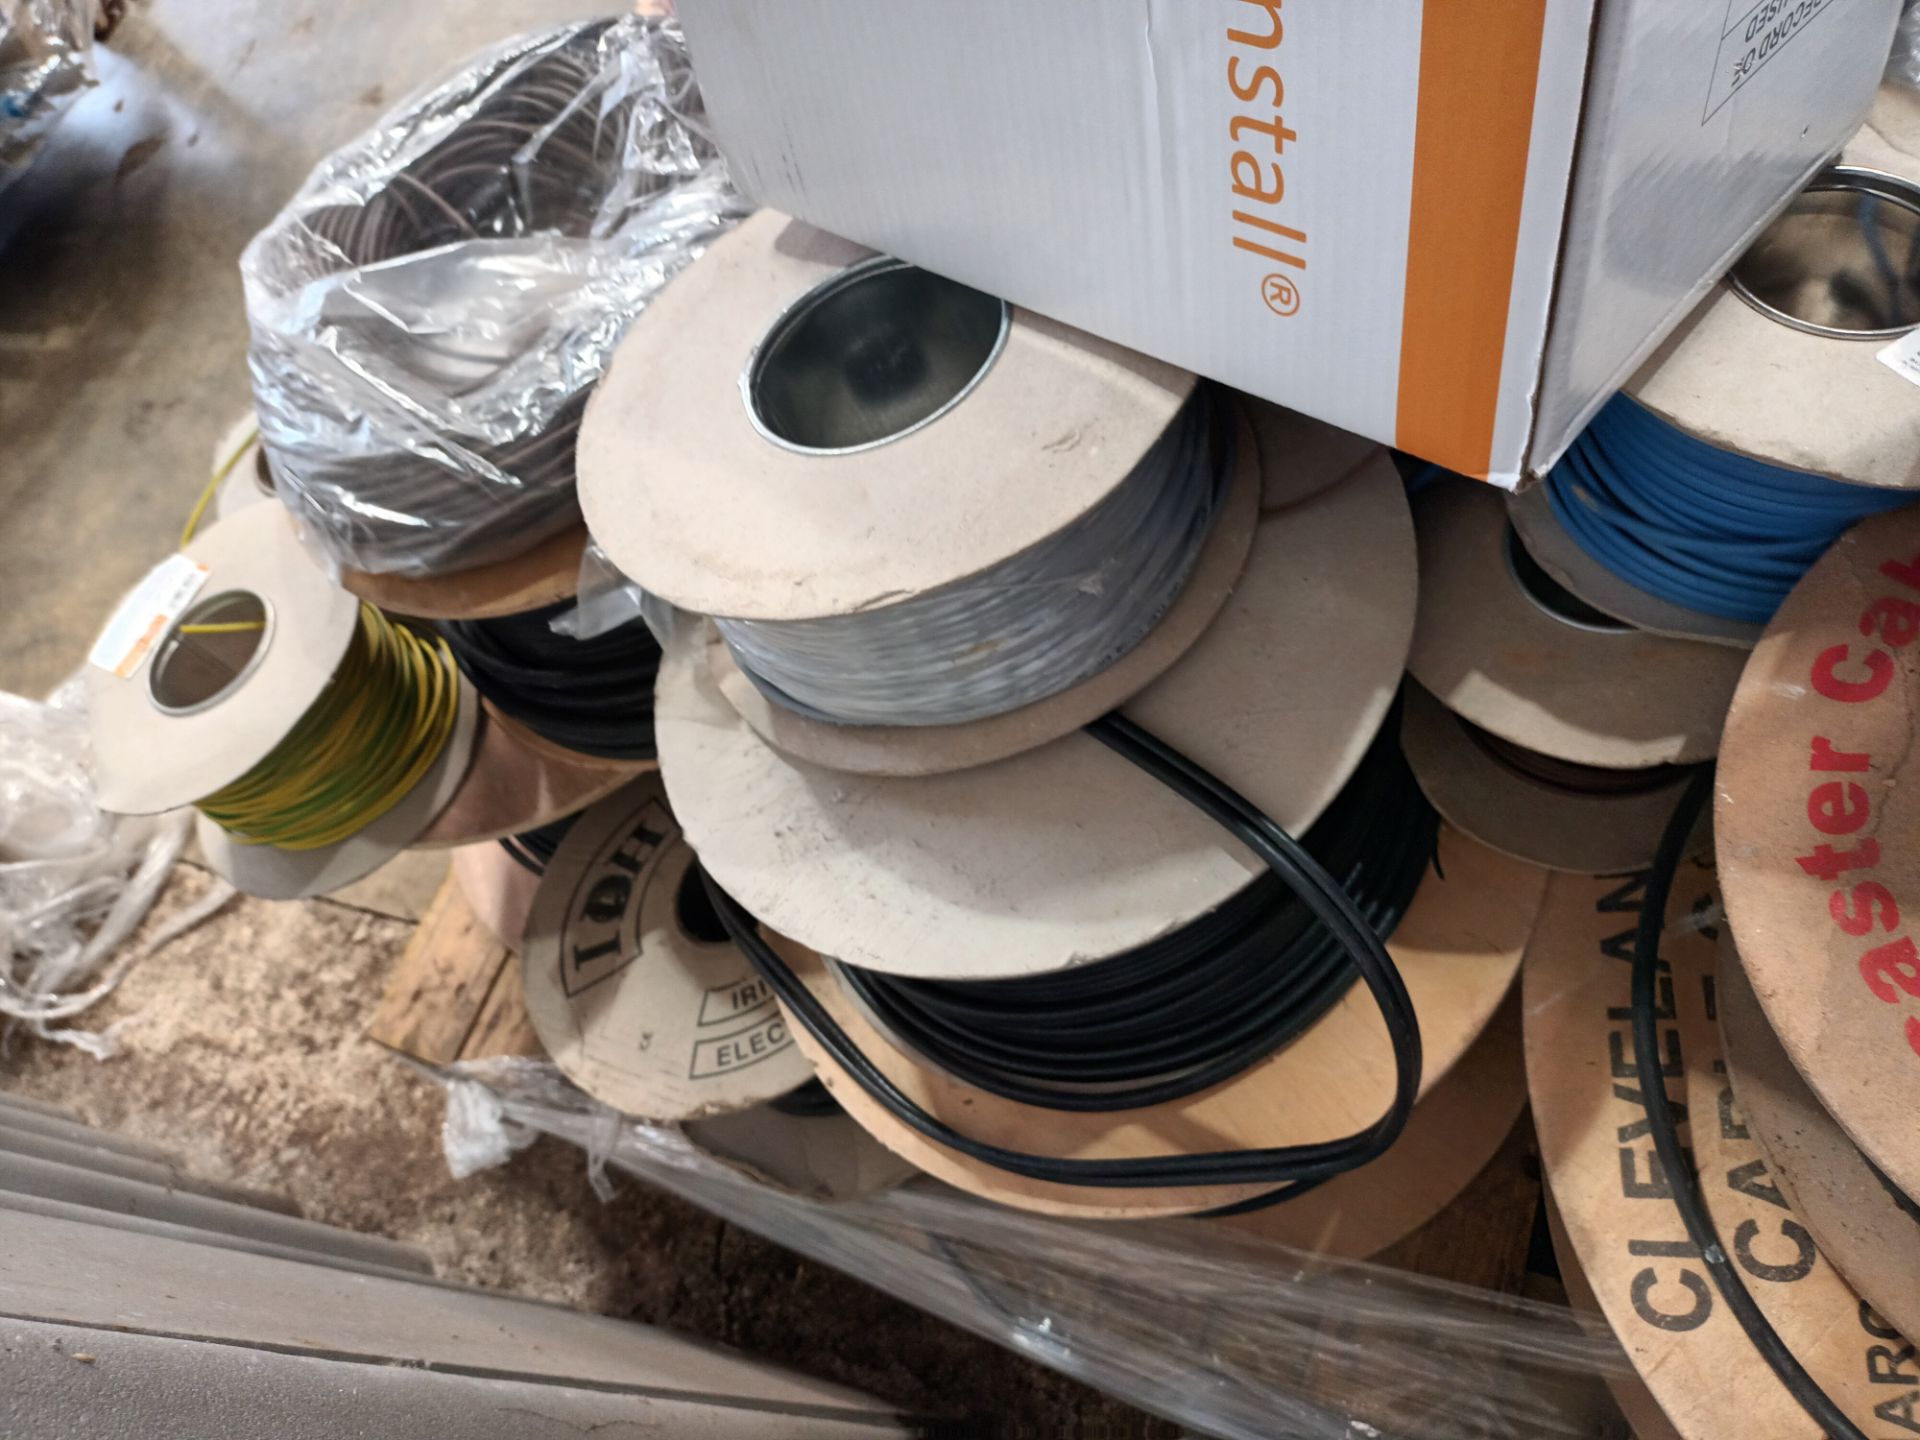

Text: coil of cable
xmin=442 ymin=601 xmax=660 ymax=762
xmin=246 ymin=16 xmax=743 ymax=577
xmin=498 ymin=812 xmax=580 ymax=876
xmin=195 ymin=604 xmax=462 ymax=850
xmin=718 ymin=392 xmax=1229 ymax=727
xmin=705 ymin=699 xmax=1431 ymax=1203
xmin=835 ymin=709 xmax=1434 ymax=1113
xmin=1545 ymin=394 xmax=1912 ymax=625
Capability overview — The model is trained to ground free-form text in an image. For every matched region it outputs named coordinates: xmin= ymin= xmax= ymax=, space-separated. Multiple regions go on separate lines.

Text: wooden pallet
xmin=367 ymin=871 xmax=542 ymax=1065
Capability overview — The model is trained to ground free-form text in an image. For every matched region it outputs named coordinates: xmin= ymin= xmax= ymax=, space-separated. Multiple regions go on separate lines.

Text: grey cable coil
xmin=719 ymin=392 xmax=1230 ymax=727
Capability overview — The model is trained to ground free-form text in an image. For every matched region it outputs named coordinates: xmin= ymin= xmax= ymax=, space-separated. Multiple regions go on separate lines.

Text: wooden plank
xmin=366 ymin=874 xmax=508 ymax=1065
xmin=461 ymin=952 xmax=546 ymax=1062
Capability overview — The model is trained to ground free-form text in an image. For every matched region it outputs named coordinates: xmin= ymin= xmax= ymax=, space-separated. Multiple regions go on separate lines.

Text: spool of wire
xmin=247 ymin=17 xmax=737 ymax=577
xmin=193 ymin=604 xmax=462 ymax=850
xmin=442 ymin=602 xmax=660 ymax=761
xmin=834 ymin=711 xmax=1434 ymax=1113
xmin=719 ymin=393 xmax=1229 ymax=727
xmin=1545 ymin=394 xmax=1912 ymax=625
xmin=707 ymin=703 xmax=1431 ymax=1201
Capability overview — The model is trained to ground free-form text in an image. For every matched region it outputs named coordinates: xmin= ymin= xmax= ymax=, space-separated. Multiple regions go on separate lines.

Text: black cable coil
xmin=836 ymin=708 xmax=1435 ymax=1114
xmin=498 ymin=813 xmax=580 ymax=877
xmin=704 ymin=699 xmax=1432 ymax=1204
xmin=444 ymin=601 xmax=660 ymax=762
xmin=260 ymin=18 xmax=716 ymax=575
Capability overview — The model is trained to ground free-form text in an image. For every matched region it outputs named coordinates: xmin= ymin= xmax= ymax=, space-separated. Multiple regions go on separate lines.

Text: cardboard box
xmin=677 ymin=0 xmax=1899 ymax=486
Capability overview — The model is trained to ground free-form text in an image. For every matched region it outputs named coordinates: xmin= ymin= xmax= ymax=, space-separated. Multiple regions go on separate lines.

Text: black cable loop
xmin=833 ymin=716 xmax=1433 ymax=1111
xmin=703 ymin=709 xmax=1428 ymax=1197
xmin=1630 ymin=769 xmax=1866 ymax=1440
xmin=443 ymin=601 xmax=660 ymax=762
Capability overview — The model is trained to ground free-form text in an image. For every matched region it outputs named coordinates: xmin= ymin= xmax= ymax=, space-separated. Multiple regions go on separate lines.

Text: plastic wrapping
xmin=241 ymin=15 xmax=751 ymax=579
xmin=0 ymin=0 xmax=94 ymax=194
xmin=0 ymin=677 xmax=196 ymax=1058
xmin=442 ymin=1056 xmax=1633 ymax=1440
xmin=1893 ymin=0 xmax=1920 ymax=89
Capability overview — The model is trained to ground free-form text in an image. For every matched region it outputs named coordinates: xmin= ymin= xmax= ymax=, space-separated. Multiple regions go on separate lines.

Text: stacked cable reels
xmin=86 ymin=504 xmax=479 ymax=900
xmin=1403 ymin=477 xmax=1737 ymax=874
xmin=1510 ymin=83 xmax=1920 ymax=651
xmin=579 ymin=207 xmax=1534 ymax=1229
xmin=652 ymin=450 xmax=1417 ymax=982
xmin=1526 ymin=857 xmax=1917 ymax=1438
xmin=513 ymin=777 xmax=911 ymax=1199
xmin=1712 ymin=500 xmax=1920 ymax=1349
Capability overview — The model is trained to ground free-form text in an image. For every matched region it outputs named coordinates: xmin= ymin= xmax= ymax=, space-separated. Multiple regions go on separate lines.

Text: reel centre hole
xmin=149 ymin=591 xmax=272 ymax=714
xmin=1504 ymin=525 xmax=1632 ymax=634
xmin=745 ymin=256 xmax=1010 ymax=454
xmin=1729 ymin=166 xmax=1920 ymax=340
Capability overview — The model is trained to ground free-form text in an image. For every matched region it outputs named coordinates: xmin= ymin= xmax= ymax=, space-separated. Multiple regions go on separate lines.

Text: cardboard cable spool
xmin=1719 ymin=931 xmax=1920 ymax=1347
xmin=86 ymin=503 xmax=478 ymax=900
xmin=578 ymin=209 xmax=1233 ymax=774
xmin=1715 ymin=502 xmax=1920 ymax=1207
xmin=656 ymin=462 xmax=1418 ymax=982
xmin=1399 ymin=681 xmax=1697 ymax=876
xmin=1409 ymin=479 xmax=1742 ymax=768
xmin=452 ymin=834 xmax=541 ymax=954
xmin=776 ymin=828 xmax=1544 ymax=1220
xmin=339 ymin=524 xmax=590 ymax=623
xmin=1189 ymin=984 xmax=1527 ymax=1257
xmin=1526 ymin=863 xmax=1915 ymax=1438
xmin=705 ymin=402 xmax=1258 ymax=779
xmin=1509 ymin=85 xmax=1920 ymax=652
xmin=521 ymin=777 xmax=816 ymax=1122
xmin=413 ymin=701 xmax=653 ymax=849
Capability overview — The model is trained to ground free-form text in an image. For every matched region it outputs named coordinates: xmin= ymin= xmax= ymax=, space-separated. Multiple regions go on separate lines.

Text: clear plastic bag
xmin=0 ymin=677 xmax=194 ymax=1058
xmin=241 ymin=15 xmax=751 ymax=579
xmin=443 ymin=1056 xmax=1632 ymax=1440
xmin=1892 ymin=0 xmax=1920 ymax=89
xmin=0 ymin=0 xmax=94 ymax=194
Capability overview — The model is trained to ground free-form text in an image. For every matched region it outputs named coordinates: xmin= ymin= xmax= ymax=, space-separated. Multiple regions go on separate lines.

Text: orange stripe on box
xmin=1396 ymin=0 xmax=1549 ymax=478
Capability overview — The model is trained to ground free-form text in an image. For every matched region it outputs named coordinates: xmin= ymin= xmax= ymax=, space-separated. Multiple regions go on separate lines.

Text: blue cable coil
xmin=1545 ymin=394 xmax=1913 ymax=625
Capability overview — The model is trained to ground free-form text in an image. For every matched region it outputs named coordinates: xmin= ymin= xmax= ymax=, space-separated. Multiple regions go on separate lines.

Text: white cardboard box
xmin=678 ymin=0 xmax=1899 ymax=486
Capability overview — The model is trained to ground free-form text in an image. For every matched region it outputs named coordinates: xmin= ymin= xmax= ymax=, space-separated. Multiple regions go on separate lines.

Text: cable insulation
xmin=834 ymin=713 xmax=1433 ymax=1113
xmin=444 ymin=602 xmax=660 ymax=761
xmin=706 ymin=711 xmax=1425 ymax=1197
xmin=198 ymin=605 xmax=460 ymax=850
xmin=718 ymin=394 xmax=1229 ymax=727
xmin=1546 ymin=395 xmax=1910 ymax=625
xmin=1630 ymin=770 xmax=1867 ymax=1440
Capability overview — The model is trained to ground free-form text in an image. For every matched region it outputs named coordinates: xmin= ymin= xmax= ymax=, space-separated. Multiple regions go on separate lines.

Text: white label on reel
xmin=1876 ymin=328 xmax=1920 ymax=389
xmin=87 ymin=553 xmax=212 ymax=679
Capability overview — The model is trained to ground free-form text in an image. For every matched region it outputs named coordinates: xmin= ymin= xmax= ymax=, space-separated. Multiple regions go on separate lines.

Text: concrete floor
xmin=0 ymin=3 xmax=1166 ymax=1434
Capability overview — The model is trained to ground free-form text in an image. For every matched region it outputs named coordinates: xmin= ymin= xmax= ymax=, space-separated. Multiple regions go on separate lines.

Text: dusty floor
xmin=0 ymin=1 xmax=1168 ymax=1430
xmin=2 ymin=863 xmax=1171 ymax=1436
